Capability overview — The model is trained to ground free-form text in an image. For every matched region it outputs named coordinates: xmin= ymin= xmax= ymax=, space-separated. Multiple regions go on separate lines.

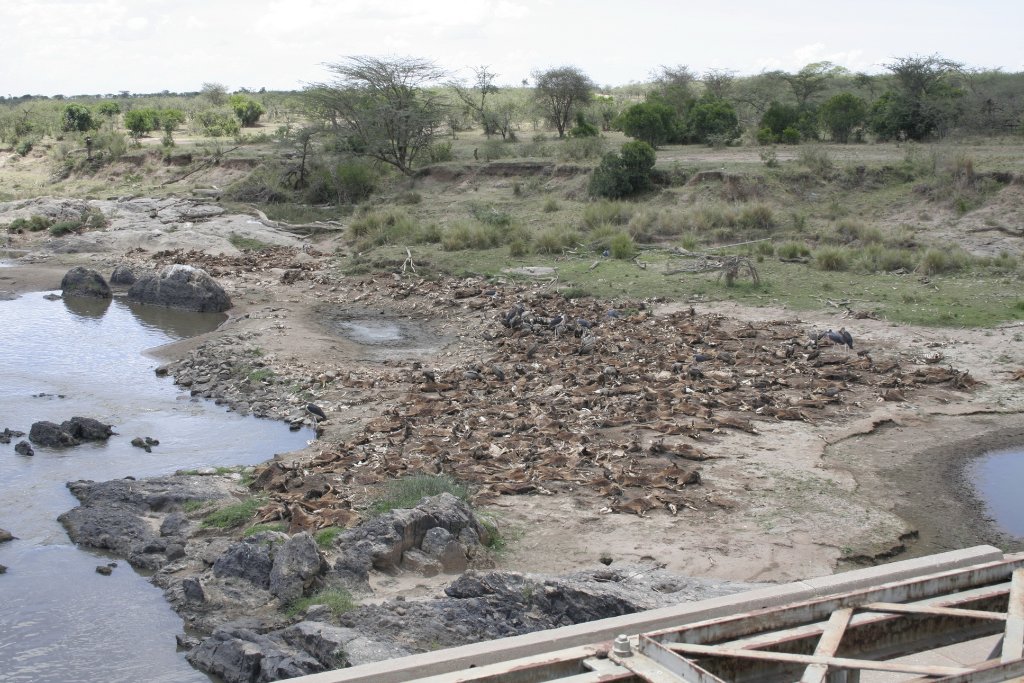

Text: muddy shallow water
xmin=0 ymin=290 xmax=310 ymax=683
xmin=828 ymin=414 xmax=1024 ymax=563
xmin=317 ymin=306 xmax=446 ymax=358
xmin=968 ymin=447 xmax=1024 ymax=537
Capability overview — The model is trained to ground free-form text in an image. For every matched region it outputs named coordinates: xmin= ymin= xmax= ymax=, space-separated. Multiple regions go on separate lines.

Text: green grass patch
xmin=244 ymin=523 xmax=287 ymax=537
xmin=370 ymin=474 xmax=469 ymax=515
xmin=229 ymin=232 xmax=277 ymax=252
xmin=201 ymin=495 xmax=267 ymax=529
xmin=182 ymin=499 xmax=208 ymax=513
xmin=247 ymin=368 xmax=274 ymax=383
xmin=314 ymin=526 xmax=344 ymax=548
xmin=285 ymin=588 xmax=356 ymax=618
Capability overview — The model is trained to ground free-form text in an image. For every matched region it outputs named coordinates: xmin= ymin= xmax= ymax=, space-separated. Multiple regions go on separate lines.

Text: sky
xmin=2 ymin=0 xmax=1022 ymax=97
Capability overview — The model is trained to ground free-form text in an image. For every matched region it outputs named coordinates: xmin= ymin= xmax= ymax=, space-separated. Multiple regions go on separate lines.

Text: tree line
xmin=2 ymin=54 xmax=1022 ymax=190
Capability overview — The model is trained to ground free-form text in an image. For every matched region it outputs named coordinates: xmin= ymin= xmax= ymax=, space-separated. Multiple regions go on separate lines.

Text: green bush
xmin=195 ymin=109 xmax=241 ymax=137
xmin=756 ymin=127 xmax=776 ymax=145
xmin=441 ymin=220 xmax=503 ymax=251
xmin=737 ymin=204 xmax=775 ymax=231
xmin=780 ymin=127 xmax=801 ymax=144
xmin=7 ymin=215 xmax=51 ymax=233
xmin=855 ymin=245 xmax=919 ymax=273
xmin=226 ymin=164 xmax=290 ymax=203
xmin=559 ymin=135 xmax=606 ymax=161
xmin=588 ymin=141 xmax=656 ymax=199
xmin=349 ymin=208 xmax=418 ymax=249
xmin=49 ymin=220 xmax=79 ymax=237
xmin=533 ymin=226 xmax=579 ymax=254
xmin=583 ymin=200 xmax=634 ymax=228
xmin=334 ymin=160 xmax=377 ymax=203
xmin=229 ymin=94 xmax=265 ymax=127
xmin=15 ymin=138 xmax=34 ymax=156
xmin=370 ymin=474 xmax=469 ymax=515
xmin=568 ymin=111 xmax=599 ymax=138
xmin=428 ymin=141 xmax=454 ymax=163
xmin=815 ymin=247 xmax=851 ymax=271
xmin=61 ymin=103 xmax=97 ymax=132
xmin=123 ymin=109 xmax=158 ymax=138
xmin=919 ymin=247 xmax=971 ymax=275
xmin=468 ymin=203 xmax=513 ymax=227
xmin=608 ymin=232 xmax=636 ymax=259
xmin=777 ymin=241 xmax=811 ymax=259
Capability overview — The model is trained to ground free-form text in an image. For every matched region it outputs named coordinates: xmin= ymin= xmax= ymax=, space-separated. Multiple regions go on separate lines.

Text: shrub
xmin=737 ymin=204 xmax=775 ymax=231
xmin=835 ymin=219 xmax=883 ymax=245
xmin=428 ymin=141 xmax=454 ymax=163
xmin=533 ymin=226 xmax=579 ymax=254
xmin=777 ymin=241 xmax=811 ymax=259
xmin=798 ymin=145 xmax=833 ymax=174
xmin=61 ymin=103 xmax=97 ymax=132
xmin=919 ymin=247 xmax=971 ymax=275
xmin=780 ymin=127 xmax=801 ymax=144
xmin=370 ymin=474 xmax=469 ymax=515
xmin=568 ymin=111 xmax=599 ymax=138
xmin=583 ymin=200 xmax=633 ymax=228
xmin=542 ymin=196 xmax=560 ymax=213
xmin=229 ymin=94 xmax=265 ymax=127
xmin=468 ymin=203 xmax=513 ymax=227
xmin=559 ymin=135 xmax=605 ymax=161
xmin=195 ymin=109 xmax=240 ymax=137
xmin=617 ymin=102 xmax=679 ymax=147
xmin=15 ymin=138 xmax=34 ymax=156
xmin=608 ymin=232 xmax=636 ymax=259
xmin=756 ymin=127 xmax=776 ymax=145
xmin=349 ymin=208 xmax=418 ymax=249
xmin=334 ymin=159 xmax=377 ymax=203
xmin=49 ymin=220 xmax=80 ymax=237
xmin=588 ymin=141 xmax=656 ymax=199
xmin=123 ymin=109 xmax=158 ymax=138
xmin=7 ymin=215 xmax=51 ymax=233
xmin=855 ymin=245 xmax=919 ymax=273
xmin=225 ymin=164 xmax=290 ymax=203
xmin=815 ymin=247 xmax=850 ymax=271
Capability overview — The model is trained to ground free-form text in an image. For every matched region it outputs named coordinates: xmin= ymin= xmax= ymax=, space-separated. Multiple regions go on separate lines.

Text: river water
xmin=0 ymin=285 xmax=310 ymax=682
xmin=969 ymin=447 xmax=1024 ymax=538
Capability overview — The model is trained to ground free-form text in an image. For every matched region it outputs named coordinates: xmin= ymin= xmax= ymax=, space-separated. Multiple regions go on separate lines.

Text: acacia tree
xmin=532 ymin=66 xmax=594 ymax=137
xmin=869 ymin=55 xmax=966 ymax=140
xmin=450 ymin=65 xmax=500 ymax=135
xmin=309 ymin=56 xmax=448 ymax=175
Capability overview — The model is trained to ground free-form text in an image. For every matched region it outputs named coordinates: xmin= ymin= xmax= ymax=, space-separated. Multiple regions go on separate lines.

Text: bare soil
xmin=4 ymin=205 xmax=1023 ymax=590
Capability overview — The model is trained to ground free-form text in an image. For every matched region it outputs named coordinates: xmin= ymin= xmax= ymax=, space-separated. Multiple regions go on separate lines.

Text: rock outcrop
xmin=28 ymin=417 xmax=114 ymax=448
xmin=332 ymin=493 xmax=489 ymax=585
xmin=60 ymin=266 xmax=112 ymax=299
xmin=109 ymin=264 xmax=137 ymax=285
xmin=127 ymin=264 xmax=232 ymax=312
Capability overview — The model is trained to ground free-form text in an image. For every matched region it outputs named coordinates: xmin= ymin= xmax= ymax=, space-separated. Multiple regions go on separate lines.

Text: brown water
xmin=0 ymin=290 xmax=310 ymax=682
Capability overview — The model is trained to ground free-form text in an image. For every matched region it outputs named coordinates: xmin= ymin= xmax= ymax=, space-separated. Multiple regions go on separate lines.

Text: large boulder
xmin=28 ymin=417 xmax=114 ymax=447
xmin=60 ymin=266 xmax=112 ymax=299
xmin=212 ymin=533 xmax=286 ymax=589
xmin=29 ymin=420 xmax=79 ymax=448
xmin=62 ymin=416 xmax=115 ymax=441
xmin=127 ymin=264 xmax=232 ymax=312
xmin=109 ymin=264 xmax=137 ymax=286
xmin=187 ymin=626 xmax=324 ymax=683
xmin=269 ymin=532 xmax=328 ymax=603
